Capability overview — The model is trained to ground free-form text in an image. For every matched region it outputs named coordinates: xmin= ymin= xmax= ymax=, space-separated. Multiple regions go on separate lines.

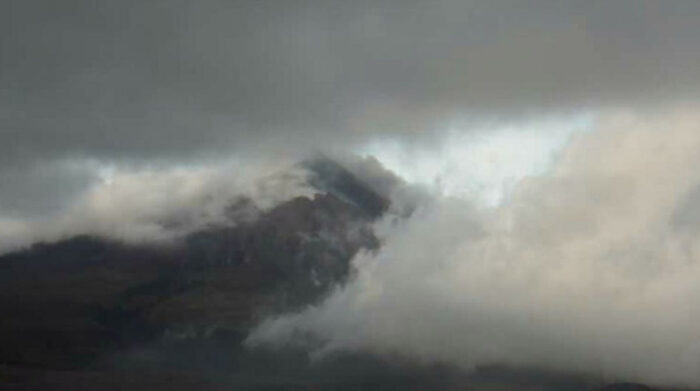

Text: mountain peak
xmin=302 ymin=154 xmax=392 ymax=218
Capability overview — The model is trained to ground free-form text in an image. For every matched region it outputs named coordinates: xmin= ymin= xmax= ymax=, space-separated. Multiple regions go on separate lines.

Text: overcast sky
xmin=3 ymin=1 xmax=700 ymax=167
xmin=2 ymin=0 xmax=700 ymax=258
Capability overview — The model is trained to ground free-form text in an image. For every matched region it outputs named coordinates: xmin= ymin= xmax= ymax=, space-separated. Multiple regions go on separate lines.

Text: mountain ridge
xmin=0 ymin=157 xmax=685 ymax=391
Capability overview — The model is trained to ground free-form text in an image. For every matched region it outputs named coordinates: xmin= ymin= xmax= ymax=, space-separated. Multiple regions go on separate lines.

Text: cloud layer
xmin=248 ymin=107 xmax=700 ymax=387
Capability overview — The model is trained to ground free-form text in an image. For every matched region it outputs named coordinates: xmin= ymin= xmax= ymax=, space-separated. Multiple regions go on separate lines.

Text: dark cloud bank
xmin=3 ymin=0 xmax=700 ymax=162
xmin=3 ymin=1 xmax=700 ymax=388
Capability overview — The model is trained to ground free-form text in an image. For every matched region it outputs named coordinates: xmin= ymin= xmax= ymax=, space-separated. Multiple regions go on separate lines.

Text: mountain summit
xmin=0 ymin=157 xmax=679 ymax=391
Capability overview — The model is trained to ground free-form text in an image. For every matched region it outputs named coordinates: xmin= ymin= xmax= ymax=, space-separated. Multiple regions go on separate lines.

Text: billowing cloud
xmin=248 ymin=107 xmax=700 ymax=387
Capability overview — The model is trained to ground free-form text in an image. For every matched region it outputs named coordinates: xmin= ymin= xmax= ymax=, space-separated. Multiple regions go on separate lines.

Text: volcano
xmin=0 ymin=157 xmax=678 ymax=391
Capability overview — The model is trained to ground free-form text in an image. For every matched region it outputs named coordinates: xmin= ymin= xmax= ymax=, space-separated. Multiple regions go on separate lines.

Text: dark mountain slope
xmin=0 ymin=158 xmax=386 ymax=379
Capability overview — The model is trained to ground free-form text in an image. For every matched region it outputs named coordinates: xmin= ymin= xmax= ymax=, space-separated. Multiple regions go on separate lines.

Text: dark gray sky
xmin=2 ymin=0 xmax=700 ymax=215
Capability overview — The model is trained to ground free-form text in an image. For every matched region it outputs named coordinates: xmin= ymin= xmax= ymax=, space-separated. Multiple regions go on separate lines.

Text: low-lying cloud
xmin=248 ymin=107 xmax=700 ymax=387
xmin=0 ymin=157 xmax=315 ymax=254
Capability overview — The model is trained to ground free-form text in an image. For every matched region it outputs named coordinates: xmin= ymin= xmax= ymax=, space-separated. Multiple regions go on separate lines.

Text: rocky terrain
xmin=0 ymin=158 xmax=687 ymax=390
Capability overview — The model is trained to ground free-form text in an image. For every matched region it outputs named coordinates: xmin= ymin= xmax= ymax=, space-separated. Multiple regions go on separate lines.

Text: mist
xmin=248 ymin=107 xmax=700 ymax=387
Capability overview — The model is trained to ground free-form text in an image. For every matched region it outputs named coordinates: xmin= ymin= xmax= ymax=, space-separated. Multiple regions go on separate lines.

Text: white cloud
xmin=248 ymin=106 xmax=700 ymax=387
xmin=359 ymin=114 xmax=592 ymax=206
